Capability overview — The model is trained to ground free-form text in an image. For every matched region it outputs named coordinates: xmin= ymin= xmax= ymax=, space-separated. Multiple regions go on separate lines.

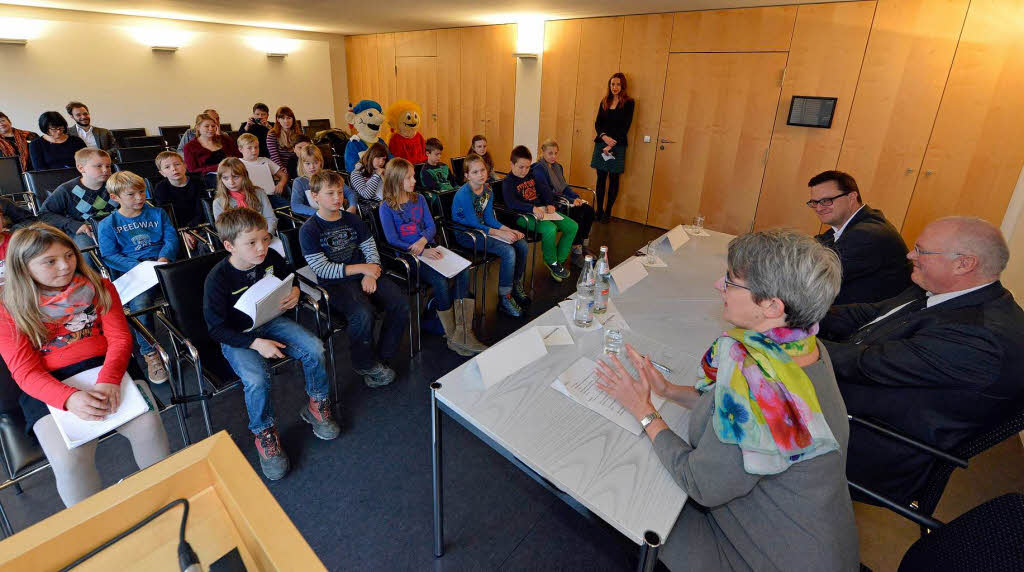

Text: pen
xmin=645 ymin=356 xmax=672 ymax=374
xmin=543 ymin=328 xmax=559 ymax=340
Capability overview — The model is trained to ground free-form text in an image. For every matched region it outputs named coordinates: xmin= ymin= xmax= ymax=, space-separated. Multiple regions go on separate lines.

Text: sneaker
xmin=355 ymin=362 xmax=396 ymax=388
xmin=546 ymin=262 xmax=569 ymax=282
xmin=143 ymin=352 xmax=168 ymax=384
xmin=512 ymin=280 xmax=532 ymax=307
xmin=254 ymin=427 xmax=289 ymax=480
xmin=300 ymin=397 xmax=341 ymax=440
xmin=498 ymin=293 xmax=523 ymax=318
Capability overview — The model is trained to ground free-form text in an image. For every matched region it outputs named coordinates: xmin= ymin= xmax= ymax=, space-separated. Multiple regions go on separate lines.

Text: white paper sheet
xmin=686 ymin=227 xmax=711 ymax=237
xmin=47 ymin=366 xmax=151 ymax=449
xmin=269 ymin=236 xmax=286 ymax=256
xmin=537 ymin=325 xmax=574 ymax=346
xmin=552 ymin=357 xmax=666 ymax=435
xmin=112 ymin=260 xmax=165 ymax=304
xmin=557 ymin=299 xmax=630 ymax=333
xmin=233 ymin=273 xmax=295 ymax=332
xmin=418 ymin=246 xmax=471 ymax=278
xmin=610 ymin=256 xmax=649 ymax=294
xmin=542 ymin=212 xmax=564 ymax=221
xmin=475 ymin=326 xmax=548 ymax=388
xmin=665 ymin=225 xmax=691 ymax=250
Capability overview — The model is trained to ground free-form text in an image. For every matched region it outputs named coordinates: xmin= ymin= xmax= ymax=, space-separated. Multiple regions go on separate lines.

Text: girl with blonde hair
xmin=212 ymin=158 xmax=278 ymax=234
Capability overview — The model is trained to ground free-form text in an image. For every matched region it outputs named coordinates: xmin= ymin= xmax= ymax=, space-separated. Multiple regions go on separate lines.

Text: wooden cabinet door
xmin=396 ymin=56 xmax=439 ymax=142
xmin=569 ymin=17 xmax=624 ymax=188
xmin=483 ymin=24 xmax=518 ymax=171
xmin=901 ymin=0 xmax=1024 ymax=242
xmin=838 ymin=0 xmax=968 ymax=231
xmin=435 ymin=29 xmax=462 ymax=163
xmin=459 ymin=26 xmax=492 ymax=154
xmin=539 ymin=19 xmax=582 ymax=180
xmin=648 ymin=52 xmax=787 ymax=234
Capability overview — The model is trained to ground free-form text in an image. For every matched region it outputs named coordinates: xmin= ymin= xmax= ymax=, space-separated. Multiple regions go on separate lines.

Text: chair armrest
xmin=6 ymin=191 xmax=38 ymax=215
xmin=379 ymin=247 xmax=417 ymax=290
xmin=566 ymin=184 xmax=597 ymax=205
xmin=275 ymin=208 xmax=308 ymax=227
xmin=848 ymin=415 xmax=968 ymax=468
xmin=154 ymin=310 xmax=201 ymax=366
xmin=848 ymin=481 xmax=945 ymax=531
xmin=79 ymin=245 xmax=111 ymax=280
xmin=124 ymin=313 xmax=172 ymax=381
xmin=437 ymin=222 xmax=489 ymax=262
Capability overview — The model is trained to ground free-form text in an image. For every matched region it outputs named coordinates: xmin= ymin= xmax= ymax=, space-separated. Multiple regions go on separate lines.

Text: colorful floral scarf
xmin=695 ymin=325 xmax=839 ymax=475
xmin=0 ymin=128 xmax=33 ymax=171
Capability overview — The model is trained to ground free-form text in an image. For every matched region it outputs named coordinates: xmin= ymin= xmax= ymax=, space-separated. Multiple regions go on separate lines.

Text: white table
xmin=430 ymin=229 xmax=733 ymax=570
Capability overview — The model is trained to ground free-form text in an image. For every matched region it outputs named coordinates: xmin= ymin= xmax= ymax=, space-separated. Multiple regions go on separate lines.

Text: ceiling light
xmin=515 ymin=16 xmax=544 ymax=58
xmin=0 ymin=18 xmax=49 ymax=41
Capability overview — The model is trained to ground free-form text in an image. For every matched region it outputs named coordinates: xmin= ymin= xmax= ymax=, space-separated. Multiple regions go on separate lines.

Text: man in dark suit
xmin=820 ymin=216 xmax=1024 ymax=505
xmin=65 ymin=101 xmax=117 ymax=152
xmin=808 ymin=171 xmax=911 ymax=304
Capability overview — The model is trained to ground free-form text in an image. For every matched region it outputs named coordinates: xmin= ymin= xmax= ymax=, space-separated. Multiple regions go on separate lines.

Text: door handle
xmin=659 ymin=139 xmax=676 ymax=144
xmin=905 ymin=168 xmax=914 ymax=174
xmin=925 ymin=170 xmax=934 ymax=176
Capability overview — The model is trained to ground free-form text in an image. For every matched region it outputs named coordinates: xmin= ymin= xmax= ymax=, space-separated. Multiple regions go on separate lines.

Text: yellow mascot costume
xmin=386 ymin=100 xmax=427 ymax=164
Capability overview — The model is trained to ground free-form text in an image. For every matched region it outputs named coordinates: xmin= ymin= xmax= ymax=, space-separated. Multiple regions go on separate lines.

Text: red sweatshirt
xmin=0 ymin=279 xmax=132 ymax=409
xmin=388 ymin=132 xmax=427 ymax=165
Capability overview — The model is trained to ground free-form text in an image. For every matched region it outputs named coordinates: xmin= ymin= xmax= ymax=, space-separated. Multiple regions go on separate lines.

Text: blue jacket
xmin=343 ymin=136 xmax=388 ymax=172
xmin=379 ymin=194 xmax=436 ymax=250
xmin=451 ymin=183 xmax=501 ymax=231
xmin=97 ymin=205 xmax=179 ymax=274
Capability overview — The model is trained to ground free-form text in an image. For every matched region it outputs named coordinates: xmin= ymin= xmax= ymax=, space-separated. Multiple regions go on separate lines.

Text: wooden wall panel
xmin=377 ymin=33 xmax=397 ymax=129
xmin=484 ymin=24 xmax=518 ymax=169
xmin=539 ymin=19 xmax=582 ymax=180
xmin=671 ymin=6 xmax=798 ymax=52
xmin=396 ymin=57 xmax=438 ymax=139
xmin=395 ymin=30 xmax=437 ymax=57
xmin=569 ymin=17 xmax=624 ymax=189
xmin=837 ymin=0 xmax=968 ymax=231
xmin=459 ymin=26 xmax=490 ymax=154
xmin=615 ymin=14 xmax=673 ymax=224
xmin=753 ymin=1 xmax=876 ymax=233
xmin=344 ymin=35 xmax=380 ymax=105
xmin=901 ymin=0 xmax=1024 ymax=242
xmin=435 ymin=29 xmax=462 ymax=163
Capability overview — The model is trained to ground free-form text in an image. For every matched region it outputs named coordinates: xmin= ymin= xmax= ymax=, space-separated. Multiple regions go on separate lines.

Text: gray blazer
xmin=654 ymin=343 xmax=859 ymax=572
xmin=73 ymin=125 xmax=117 ymax=152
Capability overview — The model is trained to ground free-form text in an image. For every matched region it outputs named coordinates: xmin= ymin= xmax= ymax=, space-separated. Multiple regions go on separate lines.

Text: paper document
xmin=601 ymin=152 xmax=615 ymax=161
xmin=489 ymin=233 xmax=513 ymax=245
xmin=610 ymin=256 xmax=649 ymax=294
xmin=551 ymin=357 xmax=665 ymax=435
xmin=418 ymin=246 xmax=471 ymax=278
xmin=558 ymin=299 xmax=630 ymax=333
xmin=665 ymin=225 xmax=691 ymax=250
xmin=537 ymin=325 xmax=574 ymax=346
xmin=475 ymin=326 xmax=548 ymax=388
xmin=295 ymin=266 xmax=321 ymax=301
xmin=233 ymin=273 xmax=295 ymax=331
xmin=112 ymin=260 xmax=165 ymax=304
xmin=47 ymin=366 xmax=151 ymax=449
xmin=269 ymin=236 xmax=286 ymax=256
xmin=542 ymin=212 xmax=564 ymax=221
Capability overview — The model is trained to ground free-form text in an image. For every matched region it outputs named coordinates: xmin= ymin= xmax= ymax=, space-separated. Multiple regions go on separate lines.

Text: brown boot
xmin=455 ymin=298 xmax=489 ymax=354
xmin=438 ymin=306 xmax=474 ymax=356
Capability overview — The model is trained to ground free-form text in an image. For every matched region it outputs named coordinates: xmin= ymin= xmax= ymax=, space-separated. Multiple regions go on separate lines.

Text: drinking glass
xmin=604 ymin=328 xmax=624 ymax=356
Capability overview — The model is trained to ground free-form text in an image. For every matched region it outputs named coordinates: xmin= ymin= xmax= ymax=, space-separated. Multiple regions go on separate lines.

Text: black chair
xmin=490 ymin=184 xmax=541 ymax=295
xmin=116 ymin=145 xmax=164 ymax=164
xmin=114 ymin=160 xmax=162 ymax=187
xmin=450 ymin=156 xmax=466 ymax=185
xmin=306 ymin=119 xmax=331 ymax=132
xmin=362 ymin=208 xmax=422 ymax=355
xmin=315 ymin=144 xmax=340 ymax=171
xmin=124 ymin=135 xmax=167 ymax=148
xmin=225 ymin=131 xmax=241 ymax=145
xmin=158 ymin=125 xmax=190 ymax=148
xmin=0 ymin=156 xmax=36 ymax=214
xmin=110 ymin=128 xmax=147 ymax=147
xmin=22 ymin=168 xmax=78 ymax=209
xmin=219 ymin=123 xmax=232 ymax=134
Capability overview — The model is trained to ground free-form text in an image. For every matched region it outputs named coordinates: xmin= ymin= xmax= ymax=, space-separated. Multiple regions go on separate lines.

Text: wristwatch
xmin=639 ymin=410 xmax=662 ymax=432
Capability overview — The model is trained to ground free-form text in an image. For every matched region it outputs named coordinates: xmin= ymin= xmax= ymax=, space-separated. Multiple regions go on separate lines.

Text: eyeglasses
xmin=806 ymin=191 xmax=852 ymax=208
xmin=913 ymin=245 xmax=965 ymax=258
xmin=722 ymin=274 xmax=751 ymax=292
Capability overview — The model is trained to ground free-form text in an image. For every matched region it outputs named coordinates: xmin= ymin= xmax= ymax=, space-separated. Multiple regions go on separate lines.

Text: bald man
xmin=819 ymin=216 xmax=1024 ymax=505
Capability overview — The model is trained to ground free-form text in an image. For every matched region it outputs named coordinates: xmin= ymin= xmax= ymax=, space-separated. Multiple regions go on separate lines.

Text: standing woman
xmin=0 ymin=111 xmax=38 ymax=172
xmin=267 ymin=106 xmax=302 ymax=175
xmin=184 ymin=113 xmax=240 ymax=175
xmin=590 ymin=73 xmax=634 ymax=223
xmin=29 ymin=112 xmax=87 ymax=171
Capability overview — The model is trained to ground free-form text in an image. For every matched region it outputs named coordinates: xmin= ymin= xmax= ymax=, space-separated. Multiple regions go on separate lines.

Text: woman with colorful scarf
xmin=0 ymin=111 xmax=38 ymax=171
xmin=596 ymin=229 xmax=859 ymax=571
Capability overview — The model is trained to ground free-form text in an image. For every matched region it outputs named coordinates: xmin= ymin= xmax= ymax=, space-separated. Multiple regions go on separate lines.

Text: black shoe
xmin=512 ymin=280 xmax=532 ymax=307
xmin=600 ymin=214 xmax=612 ymax=223
xmin=498 ymin=293 xmax=523 ymax=317
xmin=547 ymin=262 xmax=570 ymax=282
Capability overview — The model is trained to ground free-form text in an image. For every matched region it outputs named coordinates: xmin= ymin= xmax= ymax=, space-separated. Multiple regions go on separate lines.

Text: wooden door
xmin=483 ymin=24 xmax=518 ymax=171
xmin=396 ymin=56 xmax=439 ymax=141
xmin=459 ymin=26 xmax=490 ymax=154
xmin=901 ymin=0 xmax=1024 ymax=242
xmin=539 ymin=19 xmax=582 ymax=180
xmin=569 ymin=17 xmax=624 ymax=188
xmin=837 ymin=0 xmax=968 ymax=231
xmin=648 ymin=52 xmax=787 ymax=234
xmin=435 ymin=29 xmax=461 ymax=163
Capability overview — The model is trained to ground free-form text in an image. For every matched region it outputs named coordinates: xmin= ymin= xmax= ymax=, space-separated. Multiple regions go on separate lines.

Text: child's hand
xmin=533 ymin=206 xmax=546 ymax=219
xmin=364 ymin=264 xmax=382 ymax=279
xmin=573 ymin=198 xmax=584 ymax=207
xmin=77 ymin=223 xmax=94 ymax=237
xmin=422 ymin=248 xmax=443 ymax=260
xmin=279 ymin=286 xmax=300 ymax=310
xmin=510 ymin=229 xmax=525 ymax=241
xmin=545 ymin=205 xmax=556 ymax=214
xmin=90 ymin=382 xmax=121 ymax=413
xmin=361 ymin=274 xmax=378 ymax=294
xmin=65 ymin=390 xmax=110 ymax=420
xmin=250 ymin=338 xmax=286 ymax=359
xmin=409 ymin=238 xmax=427 ymax=256
xmin=183 ymin=233 xmax=197 ymax=250
xmin=157 ymin=257 xmax=170 ymax=263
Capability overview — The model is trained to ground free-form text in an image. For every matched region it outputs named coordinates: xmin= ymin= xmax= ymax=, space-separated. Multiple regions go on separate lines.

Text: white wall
xmin=0 ymin=5 xmax=346 ymax=137
xmin=513 ymin=54 xmax=542 ymax=157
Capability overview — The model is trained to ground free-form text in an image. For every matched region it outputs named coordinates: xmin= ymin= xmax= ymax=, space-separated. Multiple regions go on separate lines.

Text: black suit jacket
xmin=820 ymin=282 xmax=1024 ymax=504
xmin=816 ymin=205 xmax=911 ymax=305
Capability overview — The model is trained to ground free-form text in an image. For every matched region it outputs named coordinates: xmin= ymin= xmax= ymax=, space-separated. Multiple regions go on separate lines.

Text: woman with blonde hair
xmin=0 ymin=223 xmax=170 ymax=507
xmin=267 ymin=106 xmax=301 ymax=172
xmin=212 ymin=158 xmax=278 ymax=234
xmin=184 ymin=112 xmax=241 ymax=174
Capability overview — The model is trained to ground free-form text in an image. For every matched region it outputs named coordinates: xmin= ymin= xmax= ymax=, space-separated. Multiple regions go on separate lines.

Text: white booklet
xmin=610 ymin=256 xmax=649 ymax=294
xmin=47 ymin=366 xmax=151 ymax=449
xmin=112 ymin=260 xmax=166 ymax=304
xmin=551 ymin=357 xmax=665 ymax=436
xmin=233 ymin=273 xmax=295 ymax=332
xmin=488 ymin=233 xmax=513 ymax=245
xmin=474 ymin=326 xmax=548 ymax=388
xmin=542 ymin=212 xmax=564 ymax=221
xmin=418 ymin=246 xmax=471 ymax=278
xmin=665 ymin=225 xmax=691 ymax=250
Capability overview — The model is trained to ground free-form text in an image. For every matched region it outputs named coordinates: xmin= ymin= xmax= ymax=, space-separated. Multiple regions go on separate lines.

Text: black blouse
xmin=593 ymin=98 xmax=635 ymax=147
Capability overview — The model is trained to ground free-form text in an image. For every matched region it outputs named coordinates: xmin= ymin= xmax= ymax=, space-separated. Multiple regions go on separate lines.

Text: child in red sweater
xmin=0 ymin=223 xmax=169 ymax=507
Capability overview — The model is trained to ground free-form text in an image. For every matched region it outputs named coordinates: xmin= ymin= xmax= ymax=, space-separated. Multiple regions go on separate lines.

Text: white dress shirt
xmin=830 ymin=205 xmax=865 ymax=242
xmin=74 ymin=124 xmax=97 ymax=148
xmin=926 ymin=281 xmax=995 ymax=308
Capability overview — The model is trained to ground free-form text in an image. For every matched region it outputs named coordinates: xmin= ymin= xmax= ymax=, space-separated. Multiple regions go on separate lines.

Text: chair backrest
xmin=450 ymin=156 xmax=466 ymax=185
xmin=201 ymin=197 xmax=216 ymax=226
xmin=306 ymin=119 xmax=331 ymax=131
xmin=116 ymin=145 xmax=164 ymax=164
xmin=155 ymin=251 xmax=228 ymax=347
xmin=124 ymin=135 xmax=167 ymax=148
xmin=220 ymin=123 xmax=232 ymax=133
xmin=0 ymin=156 xmax=25 ymax=196
xmin=413 ymin=162 xmax=425 ymax=187
xmin=110 ymin=128 xmax=147 ymax=146
xmin=158 ymin=125 xmax=190 ymax=148
xmin=278 ymin=227 xmax=304 ymax=269
xmin=22 ymin=168 xmax=78 ymax=202
xmin=113 ymin=160 xmax=162 ymax=185
xmin=153 ymin=201 xmax=179 ymax=228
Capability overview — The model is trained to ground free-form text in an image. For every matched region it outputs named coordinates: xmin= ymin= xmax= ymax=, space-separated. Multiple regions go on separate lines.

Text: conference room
xmin=1 ymin=0 xmax=1023 ymax=570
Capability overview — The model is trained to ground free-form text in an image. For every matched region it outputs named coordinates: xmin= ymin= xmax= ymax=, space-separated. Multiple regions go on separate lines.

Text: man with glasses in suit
xmin=808 ymin=170 xmax=911 ymax=304
xmin=819 ymin=216 xmax=1024 ymax=506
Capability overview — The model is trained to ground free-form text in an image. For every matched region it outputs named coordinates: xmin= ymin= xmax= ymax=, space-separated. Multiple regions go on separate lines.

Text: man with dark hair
xmin=65 ymin=101 xmax=116 ymax=152
xmin=239 ymin=102 xmax=273 ymax=158
xmin=807 ymin=170 xmax=910 ymax=304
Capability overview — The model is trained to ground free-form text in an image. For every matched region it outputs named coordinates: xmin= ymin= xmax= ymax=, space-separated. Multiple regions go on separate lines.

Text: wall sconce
xmin=267 ymin=52 xmax=288 ymax=59
xmin=515 ymin=16 xmax=544 ymax=58
xmin=0 ymin=17 xmax=49 ymax=41
xmin=0 ymin=38 xmax=28 ymax=45
xmin=129 ymin=26 xmax=194 ymax=50
xmin=151 ymin=46 xmax=178 ymax=53
xmin=246 ymin=36 xmax=299 ymax=58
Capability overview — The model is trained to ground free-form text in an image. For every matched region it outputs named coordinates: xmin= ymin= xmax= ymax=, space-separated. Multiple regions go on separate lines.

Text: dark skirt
xmin=590 ymin=142 xmax=627 ymax=174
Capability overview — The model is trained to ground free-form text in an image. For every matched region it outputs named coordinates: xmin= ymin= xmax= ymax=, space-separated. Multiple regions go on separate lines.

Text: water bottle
xmin=593 ymin=246 xmax=611 ymax=314
xmin=573 ymin=255 xmax=596 ymax=327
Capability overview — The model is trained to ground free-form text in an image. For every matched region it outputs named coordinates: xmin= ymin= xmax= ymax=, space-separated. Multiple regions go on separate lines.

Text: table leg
xmin=636 ymin=530 xmax=661 ymax=572
xmin=431 ymin=382 xmax=444 ymax=558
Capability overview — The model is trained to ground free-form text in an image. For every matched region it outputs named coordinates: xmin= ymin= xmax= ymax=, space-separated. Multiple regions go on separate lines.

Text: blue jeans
xmin=267 ymin=192 xmax=289 ymax=209
xmin=323 ymin=277 xmax=409 ymax=371
xmin=418 ymin=264 xmax=469 ymax=311
xmin=454 ymin=232 xmax=527 ymax=293
xmin=127 ymin=285 xmax=158 ymax=356
xmin=220 ymin=316 xmax=329 ymax=434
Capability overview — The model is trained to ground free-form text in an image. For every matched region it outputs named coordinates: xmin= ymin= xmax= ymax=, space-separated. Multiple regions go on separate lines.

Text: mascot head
xmin=345 ymin=100 xmax=385 ymax=144
xmin=386 ymin=100 xmax=422 ymax=139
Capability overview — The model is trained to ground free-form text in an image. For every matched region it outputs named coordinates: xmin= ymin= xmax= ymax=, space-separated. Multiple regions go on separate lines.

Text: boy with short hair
xmin=501 ymin=145 xmax=577 ymax=282
xmin=153 ymin=150 xmax=205 ymax=251
xmin=239 ymin=102 xmax=273 ymax=157
xmin=39 ymin=147 xmax=117 ymax=250
xmin=299 ymin=171 xmax=408 ymax=388
xmin=97 ymin=171 xmax=178 ymax=383
xmin=420 ymin=138 xmax=455 ymax=191
xmin=204 ymin=207 xmax=338 ymax=480
xmin=238 ymin=133 xmax=289 ymax=208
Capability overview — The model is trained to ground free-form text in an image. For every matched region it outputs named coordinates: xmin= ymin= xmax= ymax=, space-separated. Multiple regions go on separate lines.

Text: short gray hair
xmin=934 ymin=216 xmax=1009 ymax=278
xmin=728 ymin=229 xmax=841 ymax=329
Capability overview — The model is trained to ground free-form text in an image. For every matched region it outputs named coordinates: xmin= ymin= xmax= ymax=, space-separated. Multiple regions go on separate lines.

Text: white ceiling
xmin=0 ymin=0 xmax=821 ymax=35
